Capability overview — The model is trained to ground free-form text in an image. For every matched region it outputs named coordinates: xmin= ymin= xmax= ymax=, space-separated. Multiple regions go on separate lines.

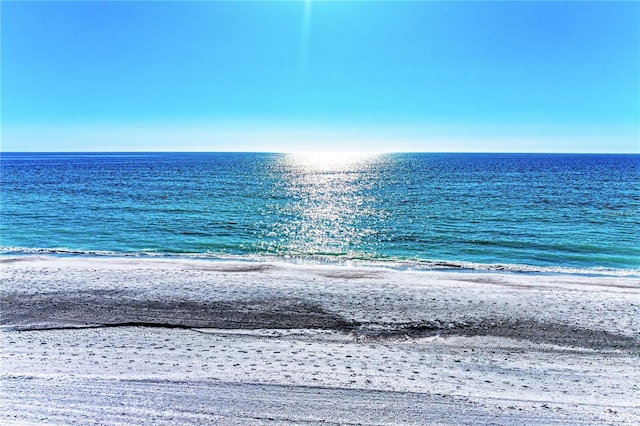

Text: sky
xmin=1 ymin=1 xmax=639 ymax=153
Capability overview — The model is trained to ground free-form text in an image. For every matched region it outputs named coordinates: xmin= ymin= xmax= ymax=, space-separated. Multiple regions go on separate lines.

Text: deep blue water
xmin=1 ymin=152 xmax=638 ymax=275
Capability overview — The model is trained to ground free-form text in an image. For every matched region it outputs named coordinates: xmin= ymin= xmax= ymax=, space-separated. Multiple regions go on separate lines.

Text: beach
xmin=1 ymin=256 xmax=638 ymax=424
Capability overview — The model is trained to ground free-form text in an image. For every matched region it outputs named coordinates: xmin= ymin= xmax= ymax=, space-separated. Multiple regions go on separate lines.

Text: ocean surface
xmin=1 ymin=152 xmax=638 ymax=276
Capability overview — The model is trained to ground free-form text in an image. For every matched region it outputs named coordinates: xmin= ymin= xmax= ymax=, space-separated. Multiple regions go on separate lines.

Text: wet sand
xmin=1 ymin=256 xmax=639 ymax=424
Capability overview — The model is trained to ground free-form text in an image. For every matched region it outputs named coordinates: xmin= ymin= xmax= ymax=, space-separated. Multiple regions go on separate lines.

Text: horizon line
xmin=1 ymin=150 xmax=638 ymax=155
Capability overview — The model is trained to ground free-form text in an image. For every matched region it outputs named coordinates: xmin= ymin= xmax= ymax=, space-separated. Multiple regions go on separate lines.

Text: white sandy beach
xmin=1 ymin=256 xmax=639 ymax=424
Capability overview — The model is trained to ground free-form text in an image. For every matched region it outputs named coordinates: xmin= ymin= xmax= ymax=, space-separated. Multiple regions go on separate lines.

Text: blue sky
xmin=2 ymin=1 xmax=638 ymax=153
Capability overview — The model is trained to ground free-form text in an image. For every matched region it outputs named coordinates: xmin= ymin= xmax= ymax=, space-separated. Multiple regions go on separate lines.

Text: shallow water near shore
xmin=2 ymin=152 xmax=639 ymax=276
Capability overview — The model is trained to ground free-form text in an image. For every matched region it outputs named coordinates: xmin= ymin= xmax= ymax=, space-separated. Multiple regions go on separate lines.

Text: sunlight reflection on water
xmin=270 ymin=153 xmax=385 ymax=258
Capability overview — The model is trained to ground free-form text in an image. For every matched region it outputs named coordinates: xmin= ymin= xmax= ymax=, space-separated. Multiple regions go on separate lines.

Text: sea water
xmin=1 ymin=152 xmax=638 ymax=276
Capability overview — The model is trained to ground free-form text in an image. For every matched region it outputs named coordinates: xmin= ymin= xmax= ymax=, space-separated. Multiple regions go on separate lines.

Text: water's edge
xmin=2 ymin=249 xmax=638 ymax=278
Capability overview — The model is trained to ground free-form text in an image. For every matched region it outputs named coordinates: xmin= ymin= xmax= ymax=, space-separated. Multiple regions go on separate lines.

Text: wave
xmin=2 ymin=246 xmax=639 ymax=278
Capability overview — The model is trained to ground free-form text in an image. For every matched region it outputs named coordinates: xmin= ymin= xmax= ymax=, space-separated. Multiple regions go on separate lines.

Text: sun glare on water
xmin=276 ymin=151 xmax=383 ymax=258
xmin=287 ymin=152 xmax=380 ymax=169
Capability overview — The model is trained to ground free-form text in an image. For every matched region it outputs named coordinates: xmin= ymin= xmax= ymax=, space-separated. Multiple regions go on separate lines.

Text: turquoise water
xmin=1 ymin=152 xmax=638 ymax=275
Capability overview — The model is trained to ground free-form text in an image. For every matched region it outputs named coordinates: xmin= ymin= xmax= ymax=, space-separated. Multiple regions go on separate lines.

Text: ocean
xmin=1 ymin=152 xmax=638 ymax=276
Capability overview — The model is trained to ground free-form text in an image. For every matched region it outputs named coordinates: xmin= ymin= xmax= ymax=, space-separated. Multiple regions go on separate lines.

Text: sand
xmin=1 ymin=256 xmax=639 ymax=424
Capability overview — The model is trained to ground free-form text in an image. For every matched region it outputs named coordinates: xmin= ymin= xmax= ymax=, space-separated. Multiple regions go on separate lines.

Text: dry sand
xmin=1 ymin=256 xmax=638 ymax=424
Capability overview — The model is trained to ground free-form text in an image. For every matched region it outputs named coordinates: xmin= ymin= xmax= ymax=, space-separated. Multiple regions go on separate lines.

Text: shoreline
xmin=2 ymin=256 xmax=639 ymax=424
xmin=2 ymin=251 xmax=639 ymax=278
